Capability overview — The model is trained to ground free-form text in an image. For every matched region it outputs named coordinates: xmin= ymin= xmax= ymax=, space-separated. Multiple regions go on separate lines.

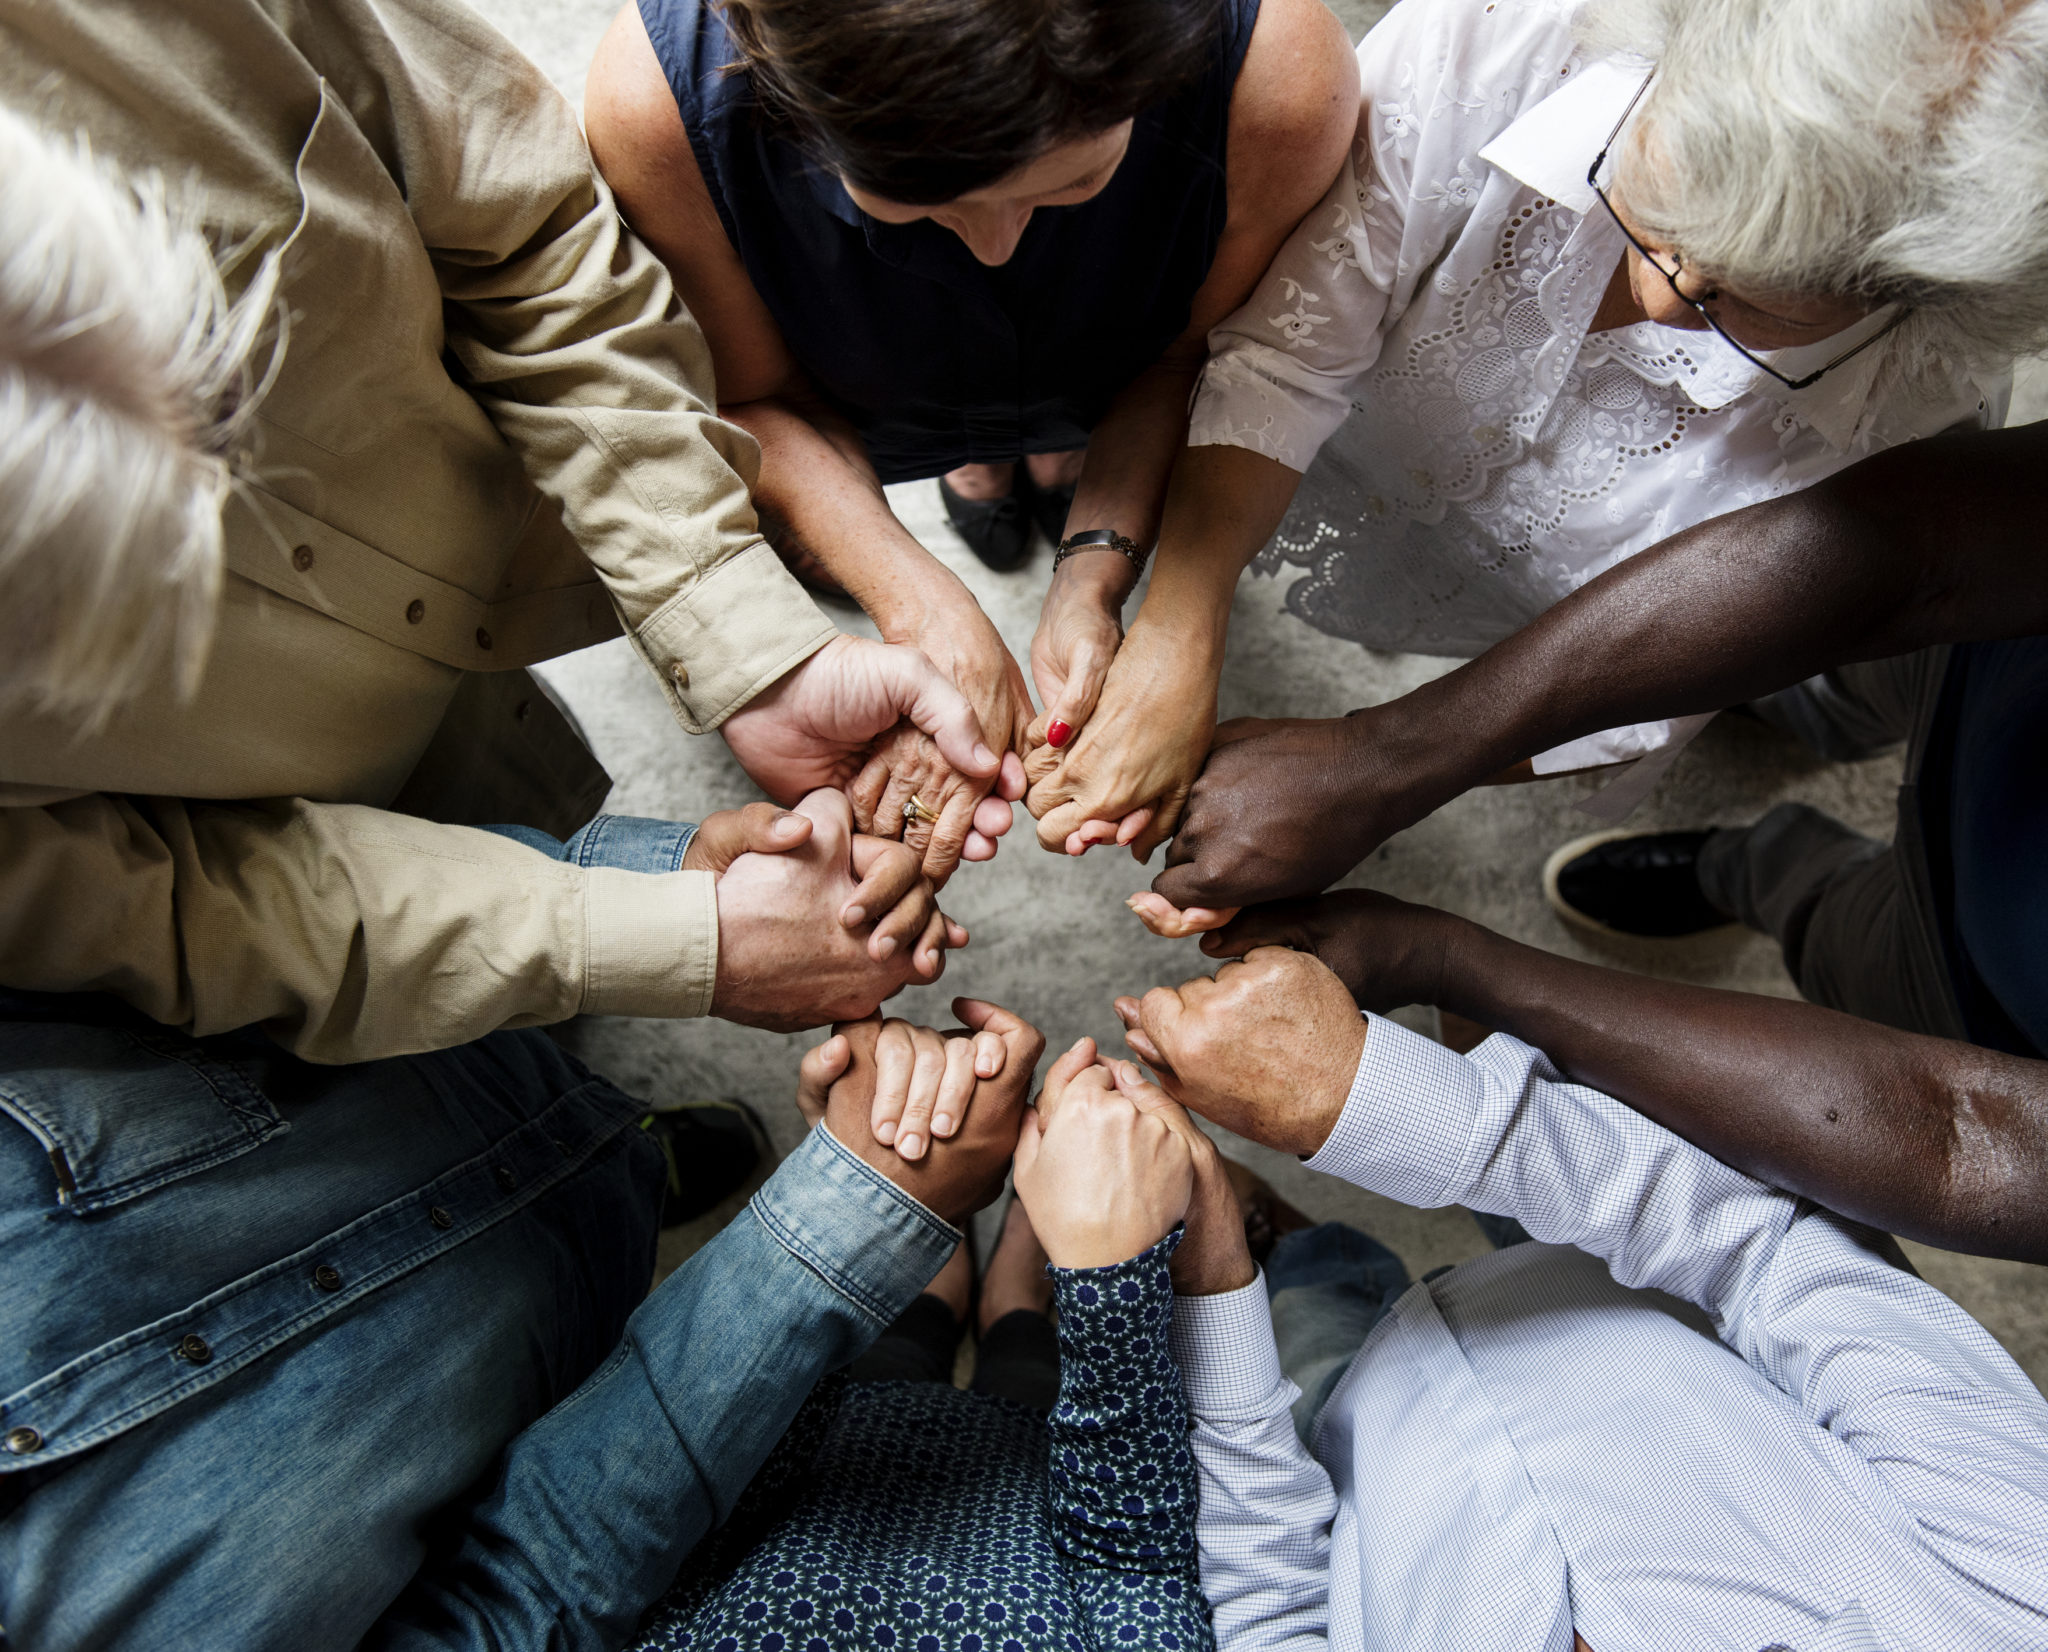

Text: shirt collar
xmin=1477 ymin=54 xmax=1647 ymax=216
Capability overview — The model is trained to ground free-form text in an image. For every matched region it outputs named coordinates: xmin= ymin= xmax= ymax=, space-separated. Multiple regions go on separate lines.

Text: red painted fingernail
xmin=1046 ymin=719 xmax=1073 ymax=748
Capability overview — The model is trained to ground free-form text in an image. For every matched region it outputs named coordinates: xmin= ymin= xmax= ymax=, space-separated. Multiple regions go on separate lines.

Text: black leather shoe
xmin=1542 ymin=829 xmax=1734 ymax=938
xmin=1022 ymin=474 xmax=1077 ymax=548
xmin=938 ymin=473 xmax=1033 ymax=571
xmin=640 ymin=1099 xmax=772 ymax=1226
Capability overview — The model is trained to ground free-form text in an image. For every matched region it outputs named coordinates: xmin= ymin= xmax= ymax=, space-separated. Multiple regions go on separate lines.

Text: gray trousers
xmin=1697 ymin=650 xmax=1968 ymax=1041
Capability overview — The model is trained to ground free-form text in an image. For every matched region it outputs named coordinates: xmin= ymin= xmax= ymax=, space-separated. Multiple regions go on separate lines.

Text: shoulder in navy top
xmin=638 ymin=0 xmax=1263 ymax=482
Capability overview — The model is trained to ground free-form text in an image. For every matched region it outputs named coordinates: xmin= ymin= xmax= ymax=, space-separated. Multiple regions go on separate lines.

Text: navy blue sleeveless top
xmin=641 ymin=0 xmax=1262 ymax=482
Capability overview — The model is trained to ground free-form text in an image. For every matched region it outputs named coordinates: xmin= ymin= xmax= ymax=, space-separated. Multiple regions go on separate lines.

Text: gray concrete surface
xmin=477 ymin=0 xmax=2047 ymax=1385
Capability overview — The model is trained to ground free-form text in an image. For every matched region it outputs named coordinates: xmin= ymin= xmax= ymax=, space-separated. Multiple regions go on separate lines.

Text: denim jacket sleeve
xmin=363 ymin=1124 xmax=957 ymax=1652
xmin=1045 ymin=1231 xmax=1216 ymax=1652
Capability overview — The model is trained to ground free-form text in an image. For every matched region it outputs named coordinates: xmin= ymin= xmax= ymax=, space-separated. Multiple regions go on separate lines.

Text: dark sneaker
xmin=640 ymin=1099 xmax=772 ymax=1227
xmin=1542 ymin=828 xmax=1734 ymax=939
xmin=938 ymin=473 xmax=1032 ymax=571
xmin=1022 ymin=474 xmax=1077 ymax=549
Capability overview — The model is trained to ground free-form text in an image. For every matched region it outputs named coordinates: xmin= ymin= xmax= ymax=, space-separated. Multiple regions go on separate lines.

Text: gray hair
xmin=0 ymin=103 xmax=281 ymax=728
xmin=1579 ymin=0 xmax=2048 ymax=375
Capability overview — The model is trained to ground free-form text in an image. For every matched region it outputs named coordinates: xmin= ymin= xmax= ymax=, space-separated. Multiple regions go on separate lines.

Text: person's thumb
xmin=685 ymin=802 xmax=814 ymax=874
xmin=874 ymin=641 xmax=1001 ymax=780
xmin=1043 ymin=635 xmax=1115 ymax=751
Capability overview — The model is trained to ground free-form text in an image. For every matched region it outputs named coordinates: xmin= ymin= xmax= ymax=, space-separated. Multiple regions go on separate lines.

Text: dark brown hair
xmin=718 ymin=0 xmax=1227 ymax=204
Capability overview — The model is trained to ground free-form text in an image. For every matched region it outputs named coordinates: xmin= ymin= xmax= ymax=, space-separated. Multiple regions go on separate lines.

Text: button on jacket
xmin=0 ymin=0 xmax=838 ymax=1061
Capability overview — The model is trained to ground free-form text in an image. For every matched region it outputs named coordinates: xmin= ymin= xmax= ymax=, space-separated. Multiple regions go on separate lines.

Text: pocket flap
xmin=0 ymin=1022 xmax=287 ymax=1214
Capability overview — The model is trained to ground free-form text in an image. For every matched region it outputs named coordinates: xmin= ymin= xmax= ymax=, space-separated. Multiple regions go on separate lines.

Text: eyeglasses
xmin=1586 ymin=73 xmax=1904 ymax=391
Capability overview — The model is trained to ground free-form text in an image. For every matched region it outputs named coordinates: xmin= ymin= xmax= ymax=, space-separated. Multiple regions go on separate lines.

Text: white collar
xmin=1482 ymin=56 xmax=1903 ymax=449
xmin=1477 ymin=54 xmax=1646 ymax=215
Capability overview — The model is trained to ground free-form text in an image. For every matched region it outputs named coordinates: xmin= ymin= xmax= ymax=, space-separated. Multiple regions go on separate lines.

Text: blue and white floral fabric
xmin=635 ymin=1233 xmax=1211 ymax=1652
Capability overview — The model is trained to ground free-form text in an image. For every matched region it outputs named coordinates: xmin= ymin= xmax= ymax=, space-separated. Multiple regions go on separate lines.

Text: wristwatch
xmin=1052 ymin=528 xmax=1151 ymax=576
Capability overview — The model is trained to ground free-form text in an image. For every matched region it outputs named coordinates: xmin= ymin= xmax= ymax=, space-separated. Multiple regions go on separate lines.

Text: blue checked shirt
xmin=1169 ymin=1016 xmax=2048 ymax=1652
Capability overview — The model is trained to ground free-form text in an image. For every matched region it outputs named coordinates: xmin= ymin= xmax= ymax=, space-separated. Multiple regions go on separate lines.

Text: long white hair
xmin=0 ymin=104 xmax=282 ymax=728
xmin=1579 ymin=0 xmax=2048 ymax=378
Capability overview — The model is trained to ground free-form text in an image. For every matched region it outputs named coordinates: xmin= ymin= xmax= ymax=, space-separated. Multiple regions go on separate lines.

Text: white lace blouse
xmin=1190 ymin=0 xmax=2005 ymax=778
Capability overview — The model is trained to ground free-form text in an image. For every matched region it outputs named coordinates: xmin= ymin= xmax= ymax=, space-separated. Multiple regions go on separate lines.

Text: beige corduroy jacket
xmin=0 ymin=0 xmax=838 ymax=1060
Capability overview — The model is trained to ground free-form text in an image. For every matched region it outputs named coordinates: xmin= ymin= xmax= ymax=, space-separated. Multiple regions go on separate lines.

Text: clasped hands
xmin=798 ymin=927 xmax=1404 ymax=1293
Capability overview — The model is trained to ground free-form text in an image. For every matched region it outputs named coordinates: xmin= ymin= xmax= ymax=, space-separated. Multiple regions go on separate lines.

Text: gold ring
xmin=902 ymin=793 xmax=940 ymax=826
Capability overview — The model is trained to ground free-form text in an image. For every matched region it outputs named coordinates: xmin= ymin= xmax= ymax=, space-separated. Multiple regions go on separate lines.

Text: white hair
xmin=0 ymin=103 xmax=281 ymax=728
xmin=1578 ymin=0 xmax=2048 ymax=376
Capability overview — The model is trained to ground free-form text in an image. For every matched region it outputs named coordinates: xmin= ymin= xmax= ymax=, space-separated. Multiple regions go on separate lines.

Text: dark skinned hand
xmin=1197 ymin=889 xmax=1464 ymax=1014
xmin=1152 ymin=711 xmax=1426 ymax=913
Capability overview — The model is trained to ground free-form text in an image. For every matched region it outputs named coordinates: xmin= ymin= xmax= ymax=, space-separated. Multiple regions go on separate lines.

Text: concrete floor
xmin=476 ymin=0 xmax=2047 ymax=1386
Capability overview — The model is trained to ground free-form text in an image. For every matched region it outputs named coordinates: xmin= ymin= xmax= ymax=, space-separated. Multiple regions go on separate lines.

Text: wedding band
xmin=902 ymin=793 xmax=940 ymax=826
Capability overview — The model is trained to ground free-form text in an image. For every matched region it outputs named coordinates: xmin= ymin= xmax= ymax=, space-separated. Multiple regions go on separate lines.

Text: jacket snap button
xmin=291 ymin=544 xmax=315 ymax=573
xmin=429 ymin=1205 xmax=454 ymax=1230
xmin=669 ymin=661 xmax=689 ymax=688
xmin=313 ymin=1264 xmax=343 ymax=1293
xmin=474 ymin=627 xmax=493 ymax=651
xmin=5 ymin=1426 xmax=42 ymax=1456
xmin=406 ymin=599 xmax=426 ymax=625
xmin=494 ymin=1166 xmax=517 ymax=1193
xmin=175 ymin=1333 xmax=213 ymax=1365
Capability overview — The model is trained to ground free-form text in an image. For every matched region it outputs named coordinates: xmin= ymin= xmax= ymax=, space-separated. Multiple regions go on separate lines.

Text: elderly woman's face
xmin=1609 ymin=191 xmax=1875 ymax=351
xmin=842 ymin=122 xmax=1134 ymax=267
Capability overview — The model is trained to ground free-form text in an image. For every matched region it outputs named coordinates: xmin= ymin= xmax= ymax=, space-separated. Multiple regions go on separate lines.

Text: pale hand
xmin=1027 ymin=554 xmax=1132 ymax=753
xmin=1012 ymin=1037 xmax=1194 ymax=1268
xmin=712 ymin=789 xmax=964 ymax=1031
xmin=1113 ymin=947 xmax=1367 ymax=1158
xmin=1024 ymin=616 xmax=1219 ymax=861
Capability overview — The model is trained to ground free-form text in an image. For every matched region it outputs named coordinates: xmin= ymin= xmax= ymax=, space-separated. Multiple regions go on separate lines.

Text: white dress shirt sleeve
xmin=1305 ymin=1016 xmax=2048 ymax=1613
xmin=1170 ymin=1279 xmax=1336 ymax=1651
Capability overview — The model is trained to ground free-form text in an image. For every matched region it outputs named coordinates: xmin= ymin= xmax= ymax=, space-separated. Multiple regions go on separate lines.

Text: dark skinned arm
xmin=1207 ymin=891 xmax=2048 ymax=1263
xmin=1156 ymin=421 xmax=2048 ymax=910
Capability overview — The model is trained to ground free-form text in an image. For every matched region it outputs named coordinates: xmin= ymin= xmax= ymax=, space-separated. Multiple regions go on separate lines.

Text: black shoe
xmin=938 ymin=473 xmax=1033 ymax=571
xmin=1021 ymin=473 xmax=1076 ymax=548
xmin=640 ymin=1099 xmax=772 ymax=1226
xmin=1542 ymin=829 xmax=1734 ymax=939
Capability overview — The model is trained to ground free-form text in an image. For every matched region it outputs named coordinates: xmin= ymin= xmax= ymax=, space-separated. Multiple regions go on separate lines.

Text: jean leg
xmin=1264 ymin=1223 xmax=1411 ymax=1445
xmin=479 ymin=814 xmax=698 ymax=873
xmin=970 ymin=1310 xmax=1060 ymax=1412
xmin=846 ymin=1294 xmax=960 ymax=1385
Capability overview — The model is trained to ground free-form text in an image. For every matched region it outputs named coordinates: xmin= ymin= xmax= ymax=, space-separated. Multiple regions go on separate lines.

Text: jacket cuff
xmin=634 ymin=541 xmax=837 ymax=733
xmin=1303 ymin=1013 xmax=1488 ymax=1209
xmin=580 ymin=866 xmax=718 ymax=1019
xmin=751 ymin=1124 xmax=961 ymax=1329
xmin=1169 ymin=1272 xmax=1295 ymax=1419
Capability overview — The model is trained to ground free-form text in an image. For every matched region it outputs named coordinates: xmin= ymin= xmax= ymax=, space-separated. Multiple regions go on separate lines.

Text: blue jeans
xmin=483 ymin=812 xmax=698 ymax=873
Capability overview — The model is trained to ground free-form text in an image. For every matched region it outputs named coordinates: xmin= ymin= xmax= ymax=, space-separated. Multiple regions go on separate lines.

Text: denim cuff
xmin=1169 ymin=1271 xmax=1296 ymax=1420
xmin=1303 ymin=1013 xmax=1489 ymax=1211
xmin=750 ymin=1124 xmax=960 ymax=1331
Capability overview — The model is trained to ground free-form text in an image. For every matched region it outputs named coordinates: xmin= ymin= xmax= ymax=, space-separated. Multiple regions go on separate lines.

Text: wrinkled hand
xmin=1028 ymin=555 xmax=1132 ymax=754
xmin=817 ymin=1002 xmax=1046 ymax=1224
xmin=1153 ymin=712 xmax=1409 ymax=913
xmin=1112 ymin=947 xmax=1366 ymax=1157
xmin=721 ymin=633 xmax=1006 ymax=843
xmin=848 ymin=603 xmax=1032 ymax=883
xmin=1024 ymin=617 xmax=1218 ymax=860
xmin=1013 ymin=1037 xmax=1194 ymax=1268
xmin=712 ymin=789 xmax=966 ymax=1031
xmin=1198 ymin=890 xmax=1463 ymax=1014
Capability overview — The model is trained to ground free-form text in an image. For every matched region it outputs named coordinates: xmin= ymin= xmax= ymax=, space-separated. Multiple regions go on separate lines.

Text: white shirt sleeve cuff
xmin=1170 ymin=1272 xmax=1299 ymax=1420
xmin=1303 ymin=1013 xmax=1490 ymax=1209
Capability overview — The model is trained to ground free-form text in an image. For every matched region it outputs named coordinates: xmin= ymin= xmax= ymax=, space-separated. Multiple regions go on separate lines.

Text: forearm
xmin=1130 ymin=443 xmax=1305 ymax=668
xmin=723 ymin=394 xmax=977 ymax=638
xmin=368 ymin=1124 xmax=958 ymax=1651
xmin=1434 ymin=916 xmax=2048 ymax=1261
xmin=0 ymin=797 xmax=716 ymax=1062
xmin=1347 ymin=423 xmax=2048 ymax=814
xmin=1064 ymin=355 xmax=1208 ymax=563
